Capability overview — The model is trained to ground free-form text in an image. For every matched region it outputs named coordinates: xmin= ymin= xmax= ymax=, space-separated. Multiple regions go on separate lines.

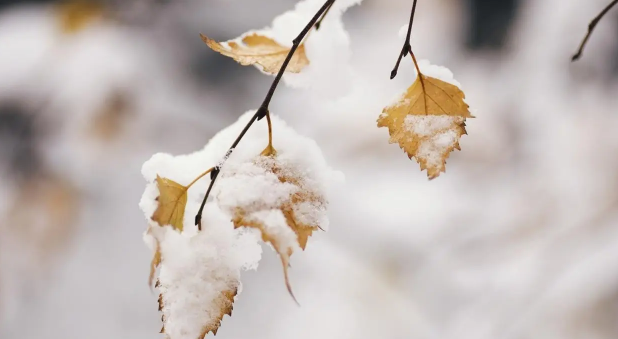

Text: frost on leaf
xmin=217 ymin=154 xmax=327 ymax=299
xmin=201 ymin=33 xmax=309 ymax=74
xmin=378 ymin=74 xmax=473 ymax=179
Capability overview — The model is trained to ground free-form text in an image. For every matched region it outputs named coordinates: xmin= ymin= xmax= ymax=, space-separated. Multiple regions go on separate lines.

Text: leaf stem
xmin=267 ymin=112 xmax=273 ymax=148
xmin=409 ymin=51 xmax=427 ymax=113
xmin=194 ymin=0 xmax=337 ymax=229
xmin=186 ymin=168 xmax=214 ymax=189
xmin=572 ymin=0 xmax=618 ymax=62
xmin=390 ymin=0 xmax=418 ymax=79
xmin=260 ymin=112 xmax=277 ymax=156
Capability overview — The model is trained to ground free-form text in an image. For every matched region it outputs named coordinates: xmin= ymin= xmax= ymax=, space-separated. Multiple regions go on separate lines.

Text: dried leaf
xmin=151 ymin=176 xmax=188 ymax=231
xmin=56 ymin=0 xmax=104 ymax=34
xmin=200 ymin=33 xmax=309 ymax=74
xmin=228 ymin=155 xmax=325 ymax=299
xmin=378 ymin=74 xmax=473 ymax=179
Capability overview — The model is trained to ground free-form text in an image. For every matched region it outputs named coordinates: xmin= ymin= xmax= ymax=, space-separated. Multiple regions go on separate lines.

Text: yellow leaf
xmin=229 ymin=156 xmax=325 ymax=300
xmin=200 ymin=33 xmax=309 ymax=74
xmin=151 ymin=176 xmax=187 ymax=231
xmin=378 ymin=75 xmax=473 ymax=179
xmin=56 ymin=0 xmax=104 ymax=34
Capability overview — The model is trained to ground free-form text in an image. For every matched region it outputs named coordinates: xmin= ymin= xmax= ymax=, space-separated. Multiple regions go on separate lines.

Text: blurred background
xmin=1 ymin=0 xmax=618 ymax=338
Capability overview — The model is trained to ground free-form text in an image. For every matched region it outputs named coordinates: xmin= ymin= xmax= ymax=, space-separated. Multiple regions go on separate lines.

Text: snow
xmin=155 ymin=204 xmax=262 ymax=339
xmin=416 ymin=130 xmax=460 ymax=169
xmin=404 ymin=115 xmax=465 ymax=169
xmin=139 ymin=112 xmax=341 ymax=339
xmin=404 ymin=115 xmax=463 ymax=137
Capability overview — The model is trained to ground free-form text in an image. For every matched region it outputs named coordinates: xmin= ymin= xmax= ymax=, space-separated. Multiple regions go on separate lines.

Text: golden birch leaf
xmin=200 ymin=33 xmax=309 ymax=74
xmin=378 ymin=74 xmax=473 ymax=179
xmin=151 ymin=176 xmax=187 ymax=231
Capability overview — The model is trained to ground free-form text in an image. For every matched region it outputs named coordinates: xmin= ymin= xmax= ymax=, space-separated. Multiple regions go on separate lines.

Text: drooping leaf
xmin=200 ymin=33 xmax=309 ymax=74
xmin=151 ymin=176 xmax=187 ymax=231
xmin=225 ymin=155 xmax=325 ymax=300
xmin=378 ymin=74 xmax=473 ymax=179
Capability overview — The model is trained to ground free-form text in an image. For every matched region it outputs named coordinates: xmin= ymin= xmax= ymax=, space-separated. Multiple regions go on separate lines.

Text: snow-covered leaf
xmin=223 ymin=154 xmax=326 ymax=299
xmin=378 ymin=74 xmax=473 ymax=179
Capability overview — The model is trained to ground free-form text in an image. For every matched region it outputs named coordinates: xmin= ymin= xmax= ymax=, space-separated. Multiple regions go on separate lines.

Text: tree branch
xmin=194 ymin=0 xmax=337 ymax=230
xmin=390 ymin=0 xmax=418 ymax=79
xmin=572 ymin=0 xmax=618 ymax=62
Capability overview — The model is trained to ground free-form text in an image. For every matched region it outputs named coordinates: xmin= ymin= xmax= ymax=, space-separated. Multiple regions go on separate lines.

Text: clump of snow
xmin=139 ymin=112 xmax=342 ymax=339
xmin=155 ymin=204 xmax=262 ymax=339
xmin=243 ymin=209 xmax=300 ymax=255
xmin=416 ymin=130 xmax=460 ymax=169
xmin=403 ymin=115 xmax=465 ymax=171
xmin=404 ymin=115 xmax=464 ymax=137
xmin=417 ymin=59 xmax=462 ymax=88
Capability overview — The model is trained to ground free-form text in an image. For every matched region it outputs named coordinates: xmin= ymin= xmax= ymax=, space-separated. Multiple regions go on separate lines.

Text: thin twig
xmin=194 ymin=0 xmax=337 ymax=228
xmin=572 ymin=0 xmax=618 ymax=62
xmin=390 ymin=0 xmax=418 ymax=79
xmin=315 ymin=1 xmax=334 ymax=30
